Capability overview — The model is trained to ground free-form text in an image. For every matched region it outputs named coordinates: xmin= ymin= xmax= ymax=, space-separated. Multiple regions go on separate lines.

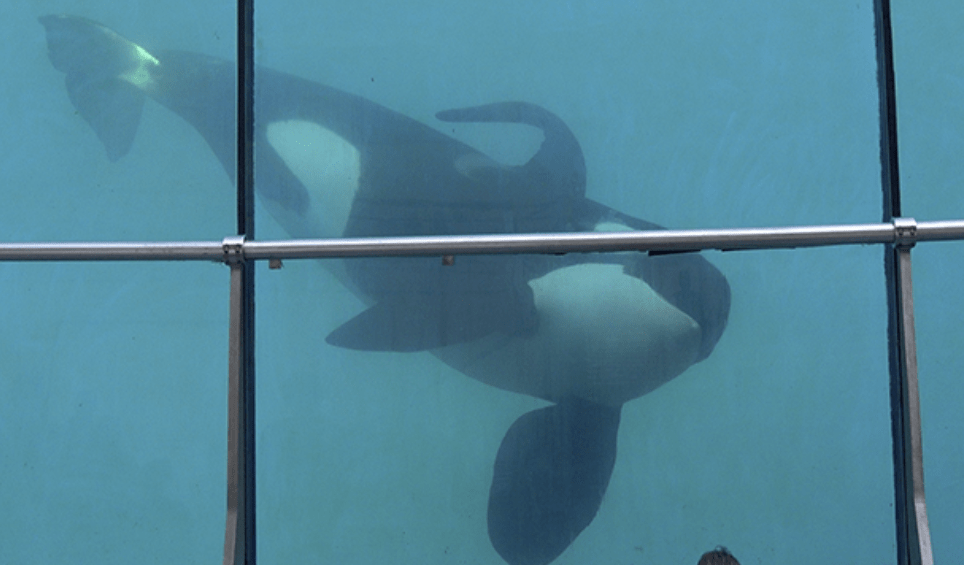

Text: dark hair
xmin=697 ymin=546 xmax=740 ymax=565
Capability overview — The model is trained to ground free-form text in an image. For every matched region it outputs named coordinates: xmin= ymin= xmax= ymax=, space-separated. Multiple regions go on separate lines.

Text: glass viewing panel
xmin=249 ymin=2 xmax=894 ymax=564
xmin=257 ymin=244 xmax=894 ymax=564
xmin=0 ymin=263 xmax=228 ymax=563
xmin=249 ymin=1 xmax=883 ymax=243
xmin=908 ymin=242 xmax=964 ymax=564
xmin=0 ymin=0 xmax=939 ymax=563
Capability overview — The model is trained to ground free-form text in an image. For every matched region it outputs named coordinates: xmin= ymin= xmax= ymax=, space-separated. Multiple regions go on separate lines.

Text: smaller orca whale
xmin=39 ymin=15 xmax=730 ymax=565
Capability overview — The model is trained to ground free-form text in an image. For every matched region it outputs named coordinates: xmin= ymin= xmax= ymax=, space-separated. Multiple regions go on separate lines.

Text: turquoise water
xmin=0 ymin=0 xmax=960 ymax=564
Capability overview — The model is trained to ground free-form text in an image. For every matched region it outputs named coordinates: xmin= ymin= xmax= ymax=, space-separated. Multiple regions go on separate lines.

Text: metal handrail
xmin=1 ymin=218 xmax=963 ymax=262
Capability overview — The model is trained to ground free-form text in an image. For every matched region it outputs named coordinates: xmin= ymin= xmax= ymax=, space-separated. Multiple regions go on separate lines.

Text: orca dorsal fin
xmin=436 ymin=101 xmax=586 ymax=201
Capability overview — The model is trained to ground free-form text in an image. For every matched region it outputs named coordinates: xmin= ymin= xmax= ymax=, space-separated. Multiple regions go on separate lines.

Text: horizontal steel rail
xmin=1 ymin=218 xmax=963 ymax=262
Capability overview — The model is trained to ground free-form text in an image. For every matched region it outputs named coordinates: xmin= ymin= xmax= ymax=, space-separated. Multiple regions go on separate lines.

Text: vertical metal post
xmin=223 ymin=239 xmax=247 ymax=565
xmin=890 ymin=229 xmax=933 ymax=565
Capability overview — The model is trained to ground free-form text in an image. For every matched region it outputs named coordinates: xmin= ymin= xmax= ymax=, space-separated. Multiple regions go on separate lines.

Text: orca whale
xmin=39 ymin=15 xmax=730 ymax=565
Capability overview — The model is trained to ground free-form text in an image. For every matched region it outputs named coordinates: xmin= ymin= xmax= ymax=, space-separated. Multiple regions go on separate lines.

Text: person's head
xmin=697 ymin=546 xmax=740 ymax=565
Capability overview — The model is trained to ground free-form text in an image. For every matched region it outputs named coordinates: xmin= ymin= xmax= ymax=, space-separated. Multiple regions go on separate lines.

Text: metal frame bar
xmin=1 ymin=219 xmax=963 ymax=262
xmin=225 ymin=0 xmax=257 ymax=562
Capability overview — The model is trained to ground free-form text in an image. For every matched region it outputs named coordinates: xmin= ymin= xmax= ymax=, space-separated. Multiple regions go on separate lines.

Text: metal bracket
xmin=222 ymin=236 xmax=246 ymax=265
xmin=894 ymin=217 xmax=918 ymax=249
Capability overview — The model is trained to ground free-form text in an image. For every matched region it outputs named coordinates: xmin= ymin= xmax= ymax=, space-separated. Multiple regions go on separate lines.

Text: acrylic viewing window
xmin=3 ymin=1 xmax=959 ymax=564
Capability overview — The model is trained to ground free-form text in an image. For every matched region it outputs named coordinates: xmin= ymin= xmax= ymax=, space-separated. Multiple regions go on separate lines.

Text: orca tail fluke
xmin=488 ymin=399 xmax=622 ymax=565
xmin=39 ymin=15 xmax=154 ymax=161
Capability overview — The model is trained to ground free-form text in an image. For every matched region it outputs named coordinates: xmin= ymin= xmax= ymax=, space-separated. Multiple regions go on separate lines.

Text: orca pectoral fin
xmin=325 ymin=301 xmax=432 ymax=352
xmin=488 ymin=399 xmax=622 ymax=565
xmin=325 ymin=287 xmax=538 ymax=352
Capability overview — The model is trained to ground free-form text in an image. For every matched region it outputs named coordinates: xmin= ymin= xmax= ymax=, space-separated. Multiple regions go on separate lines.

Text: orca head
xmin=431 ymin=215 xmax=706 ymax=407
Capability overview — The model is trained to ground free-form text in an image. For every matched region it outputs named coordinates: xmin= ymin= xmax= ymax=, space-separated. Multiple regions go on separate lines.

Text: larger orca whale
xmin=40 ymin=15 xmax=730 ymax=565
